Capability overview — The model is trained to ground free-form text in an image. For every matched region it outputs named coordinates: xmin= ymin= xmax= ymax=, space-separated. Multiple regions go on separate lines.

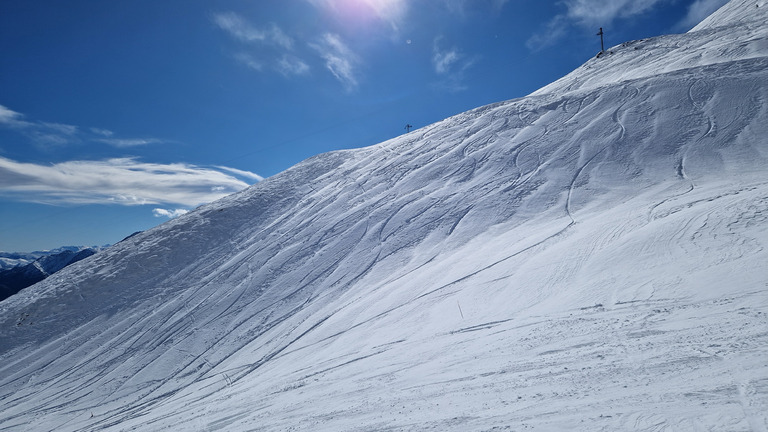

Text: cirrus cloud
xmin=526 ymin=0 xmax=673 ymax=51
xmin=0 ymin=156 xmax=260 ymax=207
xmin=311 ymin=33 xmax=360 ymax=91
xmin=432 ymin=38 xmax=477 ymax=92
xmin=561 ymin=0 xmax=667 ymax=28
xmin=0 ymin=105 xmax=31 ymax=128
xmin=95 ymin=137 xmax=165 ymax=148
xmin=213 ymin=12 xmax=293 ymax=49
xmin=0 ymin=103 xmax=168 ymax=149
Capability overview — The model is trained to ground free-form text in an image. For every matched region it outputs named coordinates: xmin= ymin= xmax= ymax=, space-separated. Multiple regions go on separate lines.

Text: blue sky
xmin=0 ymin=0 xmax=728 ymax=252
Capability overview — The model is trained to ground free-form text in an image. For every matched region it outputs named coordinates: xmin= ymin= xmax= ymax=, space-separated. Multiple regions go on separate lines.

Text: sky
xmin=0 ymin=0 xmax=729 ymax=252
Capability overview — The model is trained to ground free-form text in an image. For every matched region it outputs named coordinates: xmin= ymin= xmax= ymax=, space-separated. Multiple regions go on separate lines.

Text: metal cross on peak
xmin=597 ymin=27 xmax=605 ymax=53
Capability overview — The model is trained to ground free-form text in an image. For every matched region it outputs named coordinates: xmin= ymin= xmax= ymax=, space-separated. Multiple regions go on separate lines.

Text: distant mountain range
xmin=0 ymin=246 xmax=92 ymax=270
xmin=0 ymin=247 xmax=102 ymax=301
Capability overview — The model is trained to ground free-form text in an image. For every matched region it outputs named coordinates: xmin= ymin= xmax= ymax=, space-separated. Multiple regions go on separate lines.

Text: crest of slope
xmin=0 ymin=1 xmax=766 ymax=430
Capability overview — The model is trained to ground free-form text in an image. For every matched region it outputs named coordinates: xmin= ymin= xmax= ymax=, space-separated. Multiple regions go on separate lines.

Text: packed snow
xmin=0 ymin=1 xmax=766 ymax=431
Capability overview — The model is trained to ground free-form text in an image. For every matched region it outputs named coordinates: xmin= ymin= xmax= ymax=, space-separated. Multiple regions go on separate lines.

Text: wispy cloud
xmin=562 ymin=0 xmax=666 ymax=28
xmin=311 ymin=33 xmax=360 ymax=91
xmin=0 ymin=156 xmax=260 ymax=206
xmin=677 ymin=0 xmax=729 ymax=30
xmin=41 ymin=122 xmax=78 ymax=135
xmin=234 ymin=52 xmax=264 ymax=71
xmin=0 ymin=103 xmax=166 ymax=149
xmin=216 ymin=166 xmax=265 ymax=182
xmin=276 ymin=54 xmax=310 ymax=77
xmin=527 ymin=0 xmax=672 ymax=51
xmin=152 ymin=208 xmax=189 ymax=219
xmin=433 ymin=48 xmax=461 ymax=75
xmin=0 ymin=104 xmax=78 ymax=146
xmin=0 ymin=105 xmax=31 ymax=128
xmin=360 ymin=0 xmax=409 ymax=32
xmin=95 ymin=138 xmax=164 ymax=148
xmin=432 ymin=38 xmax=476 ymax=92
xmin=213 ymin=12 xmax=293 ymax=49
xmin=525 ymin=15 xmax=569 ymax=52
xmin=214 ymin=11 xmax=314 ymax=79
xmin=90 ymin=127 xmax=114 ymax=137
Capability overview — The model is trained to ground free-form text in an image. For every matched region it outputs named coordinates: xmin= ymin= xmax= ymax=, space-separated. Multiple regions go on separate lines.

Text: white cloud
xmin=527 ymin=0 xmax=677 ymax=51
xmin=215 ymin=12 xmax=314 ymax=79
xmin=0 ymin=105 xmax=32 ymax=128
xmin=213 ymin=12 xmax=293 ymax=49
xmin=0 ymin=105 xmax=21 ymax=122
xmin=234 ymin=53 xmax=264 ymax=72
xmin=433 ymin=48 xmax=460 ymax=75
xmin=95 ymin=138 xmax=164 ymax=148
xmin=677 ymin=0 xmax=729 ymax=30
xmin=0 ymin=156 xmax=261 ymax=206
xmin=0 ymin=105 xmax=77 ymax=145
xmin=40 ymin=122 xmax=78 ymax=135
xmin=432 ymin=38 xmax=476 ymax=92
xmin=364 ymin=0 xmax=409 ymax=31
xmin=563 ymin=0 xmax=666 ymax=28
xmin=311 ymin=33 xmax=360 ymax=91
xmin=152 ymin=208 xmax=189 ymax=219
xmin=90 ymin=127 xmax=114 ymax=137
xmin=216 ymin=166 xmax=265 ymax=182
xmin=276 ymin=55 xmax=310 ymax=77
xmin=0 ymin=103 xmax=166 ymax=148
xmin=267 ymin=24 xmax=294 ymax=50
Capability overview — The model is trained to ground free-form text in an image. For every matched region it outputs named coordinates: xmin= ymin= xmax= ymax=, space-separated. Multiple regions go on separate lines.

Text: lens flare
xmin=312 ymin=0 xmax=407 ymax=30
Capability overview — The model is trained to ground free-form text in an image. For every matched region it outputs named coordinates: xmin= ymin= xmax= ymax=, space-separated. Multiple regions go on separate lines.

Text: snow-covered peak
xmin=691 ymin=0 xmax=767 ymax=31
xmin=532 ymin=0 xmax=768 ymax=97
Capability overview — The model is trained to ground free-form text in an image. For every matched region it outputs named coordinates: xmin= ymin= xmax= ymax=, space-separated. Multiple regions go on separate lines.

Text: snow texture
xmin=1 ymin=1 xmax=767 ymax=431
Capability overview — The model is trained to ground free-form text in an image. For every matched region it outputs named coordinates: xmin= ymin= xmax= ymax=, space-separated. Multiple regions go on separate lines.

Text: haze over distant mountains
xmin=0 ymin=247 xmax=88 ymax=271
xmin=0 ymin=1 xmax=766 ymax=431
xmin=0 ymin=247 xmax=101 ymax=302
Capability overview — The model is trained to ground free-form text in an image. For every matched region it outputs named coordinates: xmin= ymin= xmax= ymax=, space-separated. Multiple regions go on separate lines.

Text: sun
xmin=314 ymin=0 xmax=407 ymax=31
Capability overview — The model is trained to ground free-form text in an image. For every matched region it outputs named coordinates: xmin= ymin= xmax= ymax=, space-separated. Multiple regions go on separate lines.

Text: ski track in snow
xmin=1 ymin=1 xmax=768 ymax=431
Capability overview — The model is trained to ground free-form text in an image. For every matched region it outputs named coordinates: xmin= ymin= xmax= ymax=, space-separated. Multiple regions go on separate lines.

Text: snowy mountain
xmin=0 ymin=253 xmax=37 ymax=271
xmin=0 ymin=246 xmax=96 ymax=271
xmin=0 ymin=247 xmax=100 ymax=302
xmin=1 ymin=1 xmax=766 ymax=431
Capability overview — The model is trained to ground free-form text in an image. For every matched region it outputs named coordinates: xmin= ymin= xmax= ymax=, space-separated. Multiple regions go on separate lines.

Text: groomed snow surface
xmin=1 ymin=1 xmax=767 ymax=430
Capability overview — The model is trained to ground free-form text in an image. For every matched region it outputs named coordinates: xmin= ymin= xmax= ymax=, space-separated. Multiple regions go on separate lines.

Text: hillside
xmin=0 ymin=1 xmax=766 ymax=431
xmin=0 ymin=247 xmax=99 ymax=302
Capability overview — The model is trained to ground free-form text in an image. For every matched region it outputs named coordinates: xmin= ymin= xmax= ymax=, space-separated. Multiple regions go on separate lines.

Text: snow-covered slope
xmin=1 ymin=1 xmax=766 ymax=431
xmin=533 ymin=0 xmax=768 ymax=96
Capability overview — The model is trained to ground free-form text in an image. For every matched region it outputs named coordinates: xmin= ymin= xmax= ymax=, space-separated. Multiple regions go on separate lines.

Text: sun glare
xmin=319 ymin=0 xmax=407 ymax=30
